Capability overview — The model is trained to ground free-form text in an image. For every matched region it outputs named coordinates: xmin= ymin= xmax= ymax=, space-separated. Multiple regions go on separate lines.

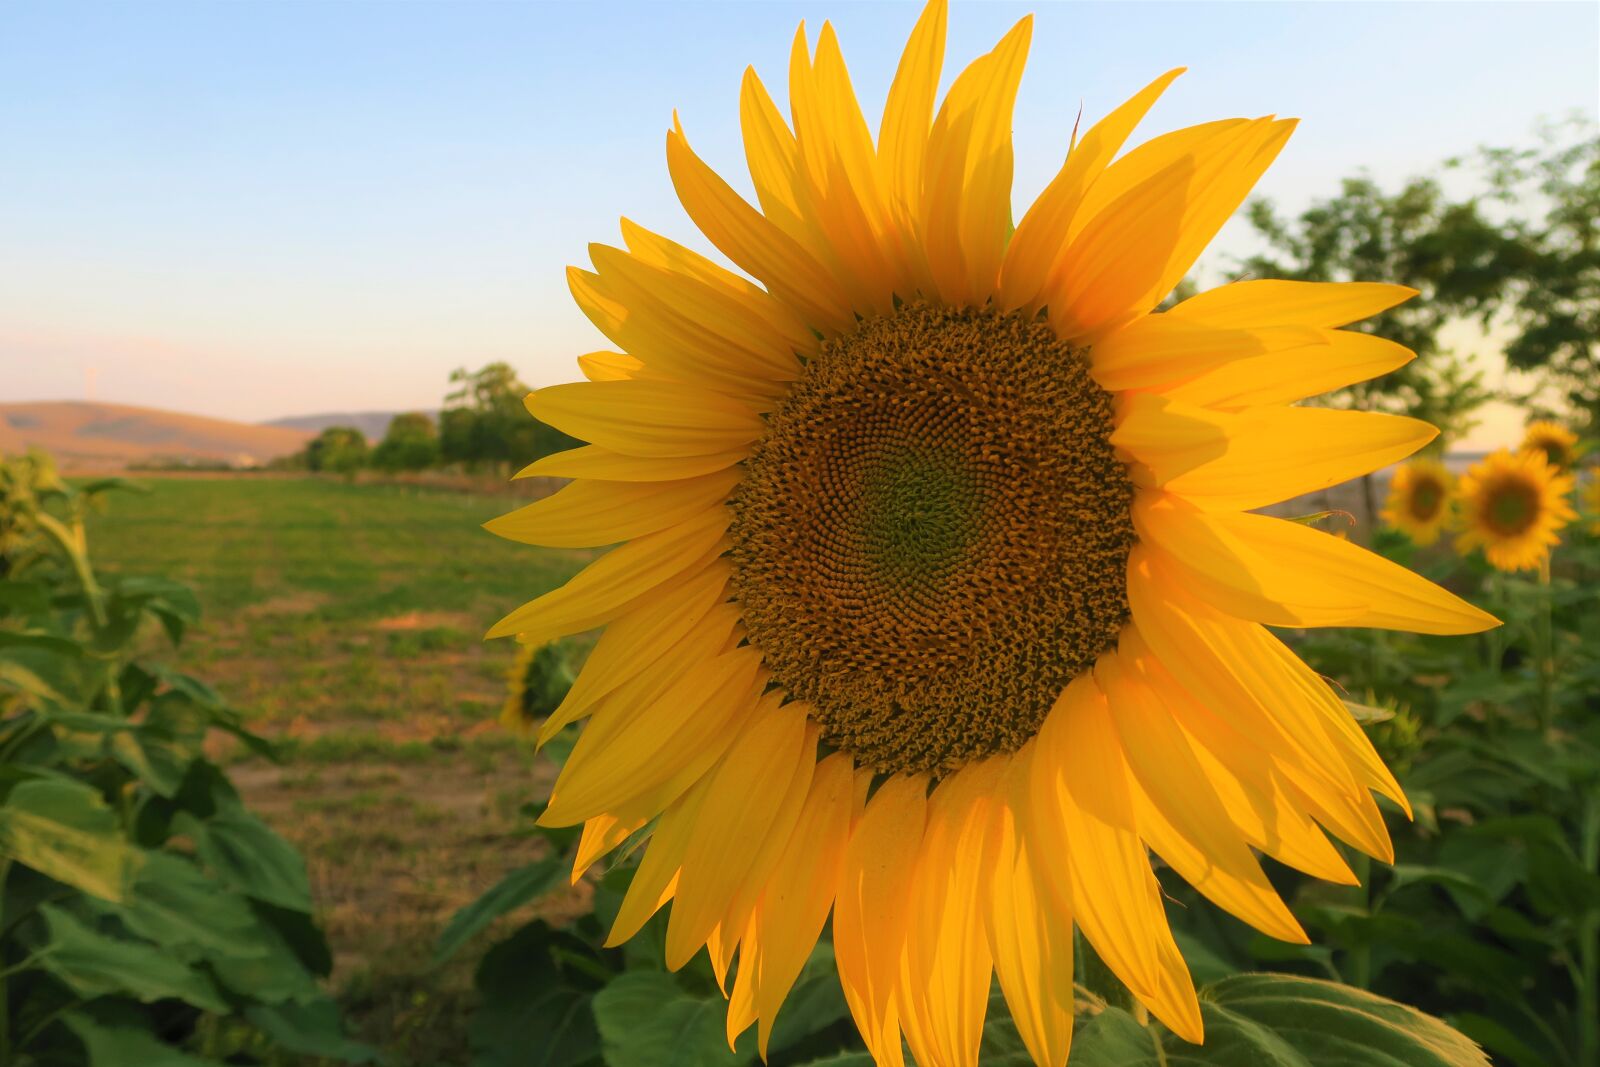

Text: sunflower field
xmin=4 ymin=2 xmax=1599 ymax=1066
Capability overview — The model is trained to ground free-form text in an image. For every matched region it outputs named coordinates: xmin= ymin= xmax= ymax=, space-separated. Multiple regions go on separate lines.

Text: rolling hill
xmin=262 ymin=410 xmax=438 ymax=440
xmin=0 ymin=401 xmax=312 ymax=471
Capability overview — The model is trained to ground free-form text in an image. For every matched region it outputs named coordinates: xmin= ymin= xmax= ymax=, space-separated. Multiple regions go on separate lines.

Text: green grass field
xmin=86 ymin=474 xmax=592 ymax=1062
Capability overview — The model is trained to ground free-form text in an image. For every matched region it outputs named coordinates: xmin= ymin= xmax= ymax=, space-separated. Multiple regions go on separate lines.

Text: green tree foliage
xmin=305 ymin=426 xmax=369 ymax=474
xmin=0 ymin=451 xmax=373 ymax=1065
xmin=1471 ymin=120 xmax=1600 ymax=430
xmin=441 ymin=362 xmax=579 ymax=470
xmin=371 ymin=411 xmax=441 ymax=472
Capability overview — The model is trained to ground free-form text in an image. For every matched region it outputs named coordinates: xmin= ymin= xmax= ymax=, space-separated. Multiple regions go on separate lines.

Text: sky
xmin=1 ymin=1 xmax=1595 ymax=448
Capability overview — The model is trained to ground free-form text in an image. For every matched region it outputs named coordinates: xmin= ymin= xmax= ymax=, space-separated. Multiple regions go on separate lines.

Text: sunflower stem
xmin=1535 ymin=554 xmax=1555 ymax=737
xmin=1349 ymin=851 xmax=1372 ymax=990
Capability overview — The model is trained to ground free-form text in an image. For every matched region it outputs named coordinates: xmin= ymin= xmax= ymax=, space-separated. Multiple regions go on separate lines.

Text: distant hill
xmin=263 ymin=411 xmax=438 ymax=441
xmin=0 ymin=401 xmax=312 ymax=471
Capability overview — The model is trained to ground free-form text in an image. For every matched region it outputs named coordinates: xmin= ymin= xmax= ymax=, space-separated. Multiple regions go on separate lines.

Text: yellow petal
xmin=578 ymin=350 xmax=643 ymax=382
xmin=1096 ymin=650 xmax=1306 ymax=944
xmin=1029 ymin=676 xmax=1198 ymax=1030
xmin=528 ymin=379 xmax=766 ymax=459
xmin=1089 ymin=315 xmax=1325 ymax=392
xmin=538 ymin=564 xmax=730 ymax=745
xmin=878 ymin=0 xmax=946 ymax=228
xmin=541 ymin=647 xmax=762 ymax=826
xmin=572 ymin=812 xmax=646 ymax=883
xmin=1048 ymin=119 xmax=1262 ymax=340
xmin=666 ymin=117 xmax=854 ymax=334
xmin=1121 ymin=629 xmax=1357 ymax=885
xmin=744 ymin=752 xmax=858 ymax=1058
xmin=665 ymin=703 xmax=812 ymax=969
xmin=1168 ymin=279 xmax=1418 ymax=329
xmin=985 ymin=800 xmax=1074 ymax=1067
xmin=1132 ymin=492 xmax=1498 ymax=635
xmin=898 ymin=762 xmax=1000 ymax=1067
xmin=1001 ymin=68 xmax=1185 ymax=312
xmin=1126 ymin=551 xmax=1396 ymax=859
xmin=921 ymin=16 xmax=1033 ymax=305
xmin=607 ymin=772 xmax=715 ymax=946
xmin=1159 ymin=328 xmax=1415 ymax=409
xmin=485 ymin=511 xmax=729 ymax=641
xmin=485 ymin=471 xmax=741 ymax=549
xmin=835 ymin=772 xmax=927 ymax=1067
xmin=1112 ymin=392 xmax=1436 ymax=511
xmin=515 ymin=444 xmax=745 ymax=483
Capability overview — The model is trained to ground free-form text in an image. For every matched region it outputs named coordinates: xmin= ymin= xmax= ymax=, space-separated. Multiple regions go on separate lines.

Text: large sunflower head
xmin=1519 ymin=419 xmax=1579 ymax=471
xmin=1455 ymin=448 xmax=1577 ymax=572
xmin=1381 ymin=457 xmax=1454 ymax=546
xmin=486 ymin=4 xmax=1497 ymax=1062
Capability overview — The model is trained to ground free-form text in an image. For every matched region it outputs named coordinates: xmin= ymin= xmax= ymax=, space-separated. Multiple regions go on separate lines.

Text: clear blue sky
xmin=2 ymin=1 xmax=1595 ymax=423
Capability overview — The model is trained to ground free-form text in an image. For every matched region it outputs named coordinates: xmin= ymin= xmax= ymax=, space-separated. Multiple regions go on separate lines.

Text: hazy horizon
xmin=3 ymin=0 xmax=1596 ymax=450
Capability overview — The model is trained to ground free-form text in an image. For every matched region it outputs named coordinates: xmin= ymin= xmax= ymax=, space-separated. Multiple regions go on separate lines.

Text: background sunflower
xmin=1455 ymin=448 xmax=1577 ymax=572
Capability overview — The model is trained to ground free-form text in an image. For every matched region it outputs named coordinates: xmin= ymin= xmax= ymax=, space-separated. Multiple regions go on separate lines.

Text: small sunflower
xmin=486 ymin=4 xmax=1497 ymax=1062
xmin=1520 ymin=420 xmax=1579 ymax=471
xmin=1456 ymin=448 xmax=1576 ymax=572
xmin=1381 ymin=457 xmax=1454 ymax=546
xmin=499 ymin=639 xmax=574 ymax=736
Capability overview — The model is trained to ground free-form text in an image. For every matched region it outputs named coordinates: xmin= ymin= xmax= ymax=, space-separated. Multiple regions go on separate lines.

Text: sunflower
xmin=1520 ymin=419 xmax=1579 ymax=471
xmin=1585 ymin=475 xmax=1600 ymax=535
xmin=485 ymin=4 xmax=1497 ymax=1062
xmin=1381 ymin=457 xmax=1454 ymax=546
xmin=499 ymin=639 xmax=574 ymax=737
xmin=1455 ymin=448 xmax=1576 ymax=572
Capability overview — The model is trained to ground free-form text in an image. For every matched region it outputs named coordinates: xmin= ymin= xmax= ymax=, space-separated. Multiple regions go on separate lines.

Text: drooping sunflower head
xmin=1519 ymin=419 xmax=1579 ymax=471
xmin=1381 ymin=457 xmax=1454 ymax=546
xmin=499 ymin=639 xmax=574 ymax=737
xmin=486 ymin=4 xmax=1497 ymax=1063
xmin=1455 ymin=448 xmax=1577 ymax=572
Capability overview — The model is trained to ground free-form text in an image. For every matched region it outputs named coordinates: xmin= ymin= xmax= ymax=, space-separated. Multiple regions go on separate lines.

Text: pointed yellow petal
xmin=1089 ymin=316 xmax=1325 ymax=392
xmin=572 ymin=812 xmax=647 ymax=883
xmin=486 ymin=513 xmax=728 ymax=642
xmin=539 ymin=574 xmax=734 ymax=746
xmin=665 ymin=703 xmax=811 ymax=969
xmin=879 ymin=0 xmax=946 ymax=227
xmin=1029 ymin=676 xmax=1196 ymax=1024
xmin=1160 ymin=328 xmax=1415 ymax=410
xmin=486 ymin=472 xmax=741 ymax=549
xmin=1097 ymin=650 xmax=1306 ymax=944
xmin=835 ymin=772 xmax=926 ymax=1067
xmin=1112 ymin=392 xmax=1437 ymax=511
xmin=921 ymin=16 xmax=1033 ymax=305
xmin=985 ymin=800 xmax=1074 ymax=1067
xmin=1121 ymin=629 xmax=1357 ymax=885
xmin=515 ymin=444 xmax=745 ymax=483
xmin=746 ymin=752 xmax=857 ymax=1059
xmin=899 ymin=762 xmax=1000 ymax=1067
xmin=1048 ymin=119 xmax=1263 ymax=339
xmin=528 ymin=379 xmax=765 ymax=459
xmin=607 ymin=773 xmax=715 ymax=946
xmin=666 ymin=118 xmax=854 ymax=334
xmin=541 ymin=647 xmax=762 ymax=826
xmin=1133 ymin=492 xmax=1498 ymax=635
xmin=1001 ymin=68 xmax=1185 ymax=312
xmin=1169 ymin=280 xmax=1418 ymax=329
xmin=578 ymin=350 xmax=643 ymax=382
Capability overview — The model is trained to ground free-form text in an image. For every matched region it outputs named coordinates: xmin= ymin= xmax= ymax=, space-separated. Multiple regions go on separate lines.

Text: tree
xmin=440 ymin=362 xmax=578 ymax=469
xmin=371 ymin=411 xmax=440 ymax=472
xmin=1470 ymin=120 xmax=1600 ymax=430
xmin=305 ymin=426 xmax=368 ymax=473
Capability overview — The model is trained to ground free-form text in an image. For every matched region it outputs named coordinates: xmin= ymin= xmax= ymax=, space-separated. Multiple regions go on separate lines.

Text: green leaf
xmin=0 ymin=579 xmax=51 ymax=615
xmin=36 ymin=904 xmax=230 ymax=1013
xmin=0 ymin=778 xmax=142 ymax=901
xmin=61 ymin=1006 xmax=222 ymax=1067
xmin=764 ymin=942 xmax=851 ymax=1057
xmin=1068 ymin=974 xmax=1491 ymax=1066
xmin=434 ymin=856 xmax=563 ymax=965
xmin=593 ymin=970 xmax=754 ymax=1067
xmin=789 ymin=1056 xmax=873 ymax=1066
xmin=176 ymin=806 xmax=312 ymax=911
xmin=246 ymin=998 xmax=387 ymax=1064
xmin=472 ymin=920 xmax=606 ymax=1067
xmin=110 ymin=851 xmax=270 ymax=962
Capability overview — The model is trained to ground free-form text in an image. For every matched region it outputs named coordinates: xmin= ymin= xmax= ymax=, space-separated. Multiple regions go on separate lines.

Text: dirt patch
xmin=373 ymin=610 xmax=475 ymax=632
xmin=241 ymin=591 xmax=329 ymax=617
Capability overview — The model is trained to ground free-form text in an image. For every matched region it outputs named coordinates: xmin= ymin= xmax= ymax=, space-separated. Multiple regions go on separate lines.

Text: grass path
xmin=87 ymin=475 xmax=593 ymax=1063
